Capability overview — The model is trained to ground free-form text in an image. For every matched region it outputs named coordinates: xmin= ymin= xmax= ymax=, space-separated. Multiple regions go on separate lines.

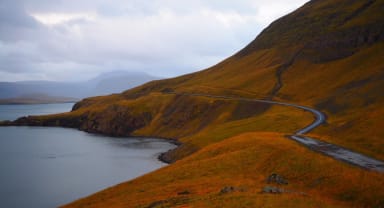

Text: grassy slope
xmin=131 ymin=0 xmax=384 ymax=160
xmin=64 ymin=133 xmax=384 ymax=208
xmin=284 ymin=42 xmax=384 ymax=159
xmin=13 ymin=0 xmax=384 ymax=207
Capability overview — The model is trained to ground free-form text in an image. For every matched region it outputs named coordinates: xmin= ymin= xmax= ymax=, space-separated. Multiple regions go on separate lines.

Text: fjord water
xmin=0 ymin=104 xmax=176 ymax=208
xmin=0 ymin=103 xmax=75 ymax=121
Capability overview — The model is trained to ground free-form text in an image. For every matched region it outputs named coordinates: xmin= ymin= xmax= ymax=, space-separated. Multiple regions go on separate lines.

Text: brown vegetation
xmin=63 ymin=133 xmax=384 ymax=208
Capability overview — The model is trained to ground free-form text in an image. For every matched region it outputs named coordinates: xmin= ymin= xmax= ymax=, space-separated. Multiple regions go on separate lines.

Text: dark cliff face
xmin=236 ymin=0 xmax=384 ymax=62
xmin=77 ymin=105 xmax=153 ymax=136
xmin=5 ymin=93 xmax=234 ymax=140
xmin=8 ymin=104 xmax=153 ymax=137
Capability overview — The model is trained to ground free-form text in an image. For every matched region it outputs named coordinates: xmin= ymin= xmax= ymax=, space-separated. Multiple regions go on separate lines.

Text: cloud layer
xmin=0 ymin=0 xmax=308 ymax=81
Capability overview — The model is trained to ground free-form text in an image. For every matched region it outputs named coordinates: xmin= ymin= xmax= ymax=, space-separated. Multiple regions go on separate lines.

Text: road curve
xmin=170 ymin=92 xmax=384 ymax=173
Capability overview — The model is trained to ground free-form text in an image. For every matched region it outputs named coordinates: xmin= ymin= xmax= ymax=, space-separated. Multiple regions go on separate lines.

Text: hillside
xmin=4 ymin=0 xmax=384 ymax=207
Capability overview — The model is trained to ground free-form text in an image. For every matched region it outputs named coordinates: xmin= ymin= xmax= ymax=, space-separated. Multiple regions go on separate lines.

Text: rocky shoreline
xmin=0 ymin=115 xmax=183 ymax=164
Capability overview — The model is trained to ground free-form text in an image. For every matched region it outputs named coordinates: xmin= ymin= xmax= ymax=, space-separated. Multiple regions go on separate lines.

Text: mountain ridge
xmin=0 ymin=71 xmax=160 ymax=100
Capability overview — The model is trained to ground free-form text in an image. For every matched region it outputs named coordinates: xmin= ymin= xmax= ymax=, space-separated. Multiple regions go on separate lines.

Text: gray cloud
xmin=0 ymin=0 xmax=308 ymax=82
xmin=0 ymin=1 xmax=42 ymax=42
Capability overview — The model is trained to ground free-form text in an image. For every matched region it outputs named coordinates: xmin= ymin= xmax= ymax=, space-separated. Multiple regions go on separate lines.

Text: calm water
xmin=0 ymin=103 xmax=75 ymax=121
xmin=0 ymin=104 xmax=176 ymax=208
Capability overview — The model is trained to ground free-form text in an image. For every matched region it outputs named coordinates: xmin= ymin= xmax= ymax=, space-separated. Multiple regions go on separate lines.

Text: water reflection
xmin=0 ymin=126 xmax=176 ymax=208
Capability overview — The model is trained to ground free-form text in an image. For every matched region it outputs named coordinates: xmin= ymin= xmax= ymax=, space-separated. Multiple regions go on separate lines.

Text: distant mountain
xmin=0 ymin=71 xmax=160 ymax=102
xmin=87 ymin=71 xmax=161 ymax=96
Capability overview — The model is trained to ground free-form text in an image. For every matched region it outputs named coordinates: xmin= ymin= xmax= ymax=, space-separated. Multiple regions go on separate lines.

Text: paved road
xmin=170 ymin=92 xmax=384 ymax=172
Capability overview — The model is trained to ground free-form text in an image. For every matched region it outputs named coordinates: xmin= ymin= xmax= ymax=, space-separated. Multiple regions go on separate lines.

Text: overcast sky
xmin=0 ymin=0 xmax=308 ymax=82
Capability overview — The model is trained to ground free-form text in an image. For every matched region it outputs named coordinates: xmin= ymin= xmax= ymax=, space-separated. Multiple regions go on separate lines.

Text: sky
xmin=0 ymin=0 xmax=308 ymax=82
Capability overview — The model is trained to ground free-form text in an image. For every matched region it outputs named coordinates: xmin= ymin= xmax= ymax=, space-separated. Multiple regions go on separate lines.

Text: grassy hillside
xmin=63 ymin=133 xmax=384 ymax=208
xmin=5 ymin=0 xmax=384 ymax=206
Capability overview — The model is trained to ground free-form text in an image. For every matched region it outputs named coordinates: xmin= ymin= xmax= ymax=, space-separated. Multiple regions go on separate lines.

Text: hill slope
xmin=4 ymin=0 xmax=384 ymax=207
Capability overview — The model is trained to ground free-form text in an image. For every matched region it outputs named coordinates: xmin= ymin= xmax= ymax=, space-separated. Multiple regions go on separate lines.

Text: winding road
xmin=170 ymin=92 xmax=384 ymax=173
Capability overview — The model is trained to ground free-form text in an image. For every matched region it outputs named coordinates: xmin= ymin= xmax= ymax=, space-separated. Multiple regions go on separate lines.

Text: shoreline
xmin=0 ymin=122 xmax=182 ymax=165
xmin=0 ymin=100 xmax=79 ymax=105
xmin=0 ymin=125 xmax=177 ymax=208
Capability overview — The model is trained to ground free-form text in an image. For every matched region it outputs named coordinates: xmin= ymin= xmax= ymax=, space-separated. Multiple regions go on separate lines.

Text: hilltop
xmin=4 ymin=0 xmax=384 ymax=207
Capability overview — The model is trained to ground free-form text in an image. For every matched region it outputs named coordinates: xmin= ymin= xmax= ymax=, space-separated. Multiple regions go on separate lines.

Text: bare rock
xmin=219 ymin=186 xmax=246 ymax=194
xmin=262 ymin=186 xmax=284 ymax=194
xmin=177 ymin=190 xmax=191 ymax=195
xmin=267 ymin=173 xmax=288 ymax=185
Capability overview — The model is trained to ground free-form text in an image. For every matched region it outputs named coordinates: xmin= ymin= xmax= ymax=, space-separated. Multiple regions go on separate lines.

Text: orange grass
xmin=63 ymin=132 xmax=384 ymax=208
